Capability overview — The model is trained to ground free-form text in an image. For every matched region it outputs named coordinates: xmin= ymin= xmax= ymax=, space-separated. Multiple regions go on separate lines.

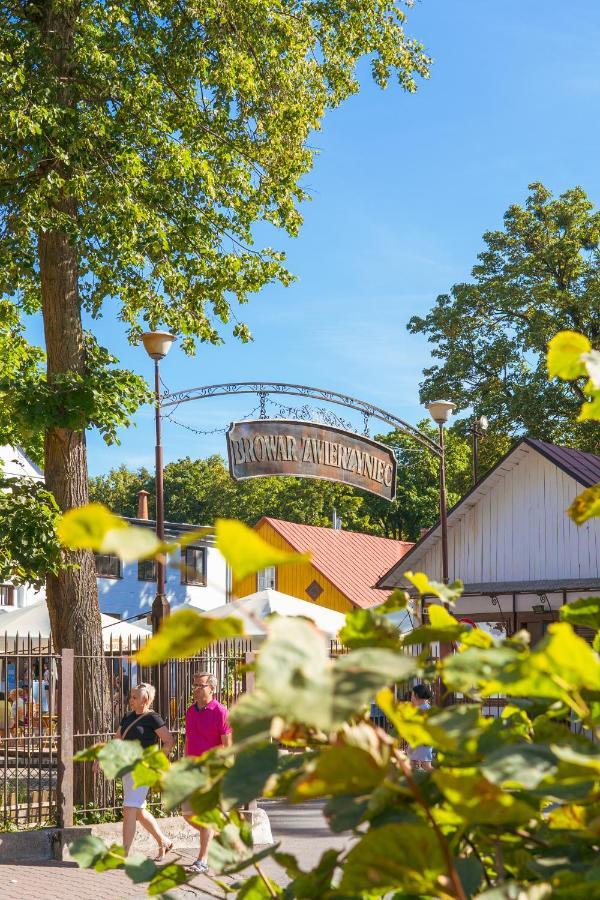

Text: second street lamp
xmin=427 ymin=400 xmax=456 ymax=586
xmin=140 ymin=331 xmax=176 ymax=634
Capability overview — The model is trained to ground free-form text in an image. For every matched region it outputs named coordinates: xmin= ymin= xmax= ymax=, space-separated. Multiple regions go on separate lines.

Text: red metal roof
xmin=259 ymin=517 xmax=413 ymax=608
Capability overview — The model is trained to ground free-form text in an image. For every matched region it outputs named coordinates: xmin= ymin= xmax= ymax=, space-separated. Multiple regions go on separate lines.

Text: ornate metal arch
xmin=161 ymin=381 xmax=441 ymax=457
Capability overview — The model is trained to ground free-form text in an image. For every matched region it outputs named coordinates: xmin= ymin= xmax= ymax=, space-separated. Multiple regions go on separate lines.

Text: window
xmin=94 ymin=553 xmax=121 ymax=579
xmin=138 ymin=559 xmax=157 ymax=582
xmin=257 ymin=566 xmax=276 ymax=591
xmin=0 ymin=585 xmax=14 ymax=606
xmin=182 ymin=546 xmax=207 ymax=586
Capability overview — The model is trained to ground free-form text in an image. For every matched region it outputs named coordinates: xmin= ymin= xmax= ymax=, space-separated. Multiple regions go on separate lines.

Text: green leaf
xmin=323 ymin=794 xmax=370 ymax=833
xmin=69 ymin=835 xmax=109 ymax=868
xmin=340 ymin=823 xmax=445 ymax=895
xmin=403 ymin=604 xmax=470 ymax=646
xmin=221 ymin=742 xmax=279 ymax=809
xmin=559 ymin=596 xmax=600 ymax=630
xmin=403 ymin=571 xmax=464 ymax=605
xmin=377 ymin=589 xmax=411 ymax=612
xmin=230 ymin=688 xmax=274 ymax=745
xmin=97 ymin=739 xmax=144 ymax=780
xmin=94 ymin=843 xmax=126 ymax=872
xmin=73 ymin=743 xmax=104 ymax=762
xmin=291 ymin=744 xmax=387 ymax=800
xmin=547 ymin=330 xmax=591 ymax=380
xmin=208 ymin=824 xmax=277 ymax=875
xmin=285 ymin=849 xmax=340 ymax=899
xmin=551 ymin=743 xmax=600 ymax=775
xmin=161 ymin=756 xmax=216 ymax=810
xmin=124 ymin=854 xmax=158 ymax=884
xmin=254 ymin=617 xmax=333 ymax=731
xmin=455 ymin=855 xmax=485 ymax=898
xmin=135 ymin=608 xmax=245 ymax=664
xmin=216 ymin=518 xmax=310 ymax=580
xmin=339 ymin=607 xmax=403 ymax=650
xmin=332 ymin=647 xmax=417 ymax=724
xmin=101 ymin=524 xmax=162 ymax=562
xmin=237 ymin=874 xmax=282 ymax=898
xmin=57 ymin=503 xmax=126 ymax=550
xmin=147 ymin=863 xmax=189 ymax=896
xmin=433 ymin=768 xmax=537 ymax=824
xmin=568 ymin=485 xmax=600 ymax=525
xmin=475 ymin=884 xmax=552 ymax=899
xmin=377 ymin=690 xmax=485 ymax=753
xmin=481 ymin=743 xmax=558 ymax=789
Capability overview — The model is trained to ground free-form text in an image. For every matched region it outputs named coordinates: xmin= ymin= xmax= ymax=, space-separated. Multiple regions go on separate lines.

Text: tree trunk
xmin=38 ymin=2 xmax=111 ymax=806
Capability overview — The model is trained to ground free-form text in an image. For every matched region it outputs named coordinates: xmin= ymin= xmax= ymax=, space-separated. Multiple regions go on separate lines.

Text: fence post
xmin=58 ymin=648 xmax=74 ymax=829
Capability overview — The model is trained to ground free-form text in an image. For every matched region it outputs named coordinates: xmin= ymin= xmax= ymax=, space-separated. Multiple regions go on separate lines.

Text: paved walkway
xmin=0 ymin=801 xmax=351 ymax=899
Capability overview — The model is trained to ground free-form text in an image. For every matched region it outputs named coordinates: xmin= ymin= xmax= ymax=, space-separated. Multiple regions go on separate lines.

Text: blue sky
xmin=26 ymin=0 xmax=600 ymax=475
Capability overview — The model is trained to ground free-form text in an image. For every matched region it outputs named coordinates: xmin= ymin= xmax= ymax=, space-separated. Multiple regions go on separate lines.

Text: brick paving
xmin=0 ymin=801 xmax=351 ymax=899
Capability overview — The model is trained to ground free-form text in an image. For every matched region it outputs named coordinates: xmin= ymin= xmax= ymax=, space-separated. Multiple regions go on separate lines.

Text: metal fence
xmin=0 ymin=633 xmax=61 ymax=828
xmin=0 ymin=632 xmax=253 ymax=829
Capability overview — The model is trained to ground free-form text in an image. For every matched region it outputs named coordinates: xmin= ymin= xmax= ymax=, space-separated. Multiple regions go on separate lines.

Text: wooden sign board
xmin=227 ymin=419 xmax=397 ymax=501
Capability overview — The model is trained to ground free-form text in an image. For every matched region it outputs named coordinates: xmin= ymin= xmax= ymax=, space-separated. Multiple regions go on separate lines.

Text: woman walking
xmin=99 ymin=682 xmax=175 ymax=857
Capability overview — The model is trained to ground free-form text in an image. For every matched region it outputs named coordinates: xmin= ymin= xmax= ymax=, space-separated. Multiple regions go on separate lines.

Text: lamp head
xmin=141 ymin=331 xmax=176 ymax=361
xmin=476 ymin=414 xmax=489 ymax=432
xmin=427 ymin=400 xmax=456 ymax=425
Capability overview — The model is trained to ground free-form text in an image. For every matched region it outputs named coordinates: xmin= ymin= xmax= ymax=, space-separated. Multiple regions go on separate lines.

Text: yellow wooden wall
xmin=233 ymin=520 xmax=353 ymax=613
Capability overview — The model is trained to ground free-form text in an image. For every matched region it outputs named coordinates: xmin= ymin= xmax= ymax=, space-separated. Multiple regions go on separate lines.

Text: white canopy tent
xmin=0 ymin=601 xmax=150 ymax=650
xmin=193 ymin=588 xmax=346 ymax=638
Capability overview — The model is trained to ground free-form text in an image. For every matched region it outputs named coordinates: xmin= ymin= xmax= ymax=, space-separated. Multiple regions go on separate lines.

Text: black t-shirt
xmin=119 ymin=710 xmax=165 ymax=748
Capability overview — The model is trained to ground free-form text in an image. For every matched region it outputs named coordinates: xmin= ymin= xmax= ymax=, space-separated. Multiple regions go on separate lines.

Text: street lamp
xmin=427 ymin=400 xmax=456 ymax=585
xmin=470 ymin=415 xmax=489 ymax=485
xmin=141 ymin=331 xmax=176 ymax=635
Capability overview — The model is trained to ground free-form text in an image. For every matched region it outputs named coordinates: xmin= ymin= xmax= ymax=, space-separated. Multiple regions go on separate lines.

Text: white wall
xmin=401 ymin=447 xmax=600 ymax=585
xmin=97 ymin=545 xmax=229 ymax=620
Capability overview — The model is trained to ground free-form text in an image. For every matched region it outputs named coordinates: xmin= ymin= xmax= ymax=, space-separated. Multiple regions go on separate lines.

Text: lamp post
xmin=470 ymin=415 xmax=489 ymax=486
xmin=427 ymin=400 xmax=456 ymax=586
xmin=140 ymin=331 xmax=176 ymax=634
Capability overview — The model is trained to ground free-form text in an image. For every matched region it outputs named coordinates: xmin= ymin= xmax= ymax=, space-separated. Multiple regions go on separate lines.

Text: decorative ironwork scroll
xmin=161 ymin=381 xmax=442 ymax=457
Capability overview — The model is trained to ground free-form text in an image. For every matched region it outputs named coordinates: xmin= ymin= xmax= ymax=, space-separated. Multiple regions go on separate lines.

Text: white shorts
xmin=122 ymin=772 xmax=149 ymax=808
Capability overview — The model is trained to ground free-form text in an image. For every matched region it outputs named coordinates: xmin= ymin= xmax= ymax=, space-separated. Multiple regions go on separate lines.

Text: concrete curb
xmin=0 ymin=808 xmax=274 ymax=862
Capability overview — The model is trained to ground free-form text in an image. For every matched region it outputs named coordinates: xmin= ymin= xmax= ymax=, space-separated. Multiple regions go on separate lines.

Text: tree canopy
xmin=2 ymin=0 xmax=430 ymax=351
xmin=409 ymin=183 xmax=600 ymax=452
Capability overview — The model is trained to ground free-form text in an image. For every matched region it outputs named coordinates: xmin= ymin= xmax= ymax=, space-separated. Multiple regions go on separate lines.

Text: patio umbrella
xmin=191 ymin=588 xmax=346 ymax=638
xmin=0 ymin=601 xmax=150 ymax=650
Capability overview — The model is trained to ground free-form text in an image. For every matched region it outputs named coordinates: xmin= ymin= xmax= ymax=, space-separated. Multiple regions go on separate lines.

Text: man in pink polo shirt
xmin=183 ymin=671 xmax=232 ymax=875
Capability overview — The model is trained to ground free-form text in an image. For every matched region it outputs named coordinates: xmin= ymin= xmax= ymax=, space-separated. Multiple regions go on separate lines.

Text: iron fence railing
xmin=0 ymin=632 xmax=61 ymax=828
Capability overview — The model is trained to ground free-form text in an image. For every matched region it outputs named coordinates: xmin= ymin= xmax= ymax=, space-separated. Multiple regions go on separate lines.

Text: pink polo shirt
xmin=185 ymin=699 xmax=231 ymax=756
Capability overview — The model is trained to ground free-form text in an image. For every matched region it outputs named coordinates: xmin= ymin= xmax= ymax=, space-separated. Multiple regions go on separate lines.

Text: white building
xmin=1 ymin=448 xmax=230 ymax=618
xmin=96 ymin=512 xmax=231 ymax=622
xmin=378 ymin=438 xmax=600 ymax=643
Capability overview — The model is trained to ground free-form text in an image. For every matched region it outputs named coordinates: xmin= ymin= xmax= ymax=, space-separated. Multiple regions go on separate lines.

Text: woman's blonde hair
xmin=133 ymin=682 xmax=156 ymax=706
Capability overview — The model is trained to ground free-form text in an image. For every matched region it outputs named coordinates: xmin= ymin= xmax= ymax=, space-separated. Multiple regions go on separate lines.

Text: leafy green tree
xmin=0 ymin=474 xmax=62 ymax=588
xmin=89 ymin=464 xmax=153 ymax=519
xmin=0 ymin=0 xmax=430 ymax=723
xmin=368 ymin=421 xmax=479 ymax=540
xmin=409 ymin=183 xmax=600 ymax=451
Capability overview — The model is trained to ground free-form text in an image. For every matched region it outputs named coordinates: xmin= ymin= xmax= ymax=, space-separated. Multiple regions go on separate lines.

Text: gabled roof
xmin=258 ymin=517 xmax=413 ymax=608
xmin=377 ymin=437 xmax=600 ymax=590
xmin=525 ymin=439 xmax=600 ymax=488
